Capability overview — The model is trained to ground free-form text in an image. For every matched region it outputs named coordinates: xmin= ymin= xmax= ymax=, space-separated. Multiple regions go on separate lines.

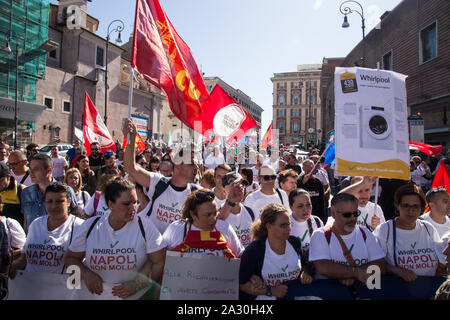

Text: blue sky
xmin=51 ymin=0 xmax=403 ymax=134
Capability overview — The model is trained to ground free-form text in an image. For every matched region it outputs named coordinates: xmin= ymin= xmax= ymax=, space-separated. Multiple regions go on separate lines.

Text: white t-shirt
xmin=204 ymin=154 xmax=225 ymax=170
xmin=309 ymin=226 xmax=385 ymax=279
xmin=24 ymin=215 xmax=83 ymax=274
xmin=83 ymin=193 xmax=110 ymax=217
xmin=69 ymin=215 xmax=165 ymax=285
xmin=243 ymin=189 xmax=290 ymax=219
xmin=224 ymin=205 xmax=254 ymax=248
xmin=10 ymin=170 xmax=33 ymax=186
xmin=1 ymin=216 xmax=26 ymax=249
xmin=357 ymin=202 xmax=386 ymax=231
xmin=162 ymin=219 xmax=244 ymax=258
xmin=257 ymin=239 xmax=302 ymax=300
xmin=421 ymin=213 xmax=450 ymax=239
xmin=373 ymin=219 xmax=446 ymax=276
xmin=75 ymin=191 xmax=91 ymax=210
xmin=290 ymin=215 xmax=324 ymax=262
xmin=51 ymin=156 xmax=68 ymax=179
xmin=143 ymin=173 xmax=193 ymax=234
xmin=136 ymin=201 xmax=152 ymax=217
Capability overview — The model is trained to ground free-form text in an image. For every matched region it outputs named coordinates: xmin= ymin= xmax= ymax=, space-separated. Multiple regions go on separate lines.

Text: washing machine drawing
xmin=360 ymin=105 xmax=393 ymax=150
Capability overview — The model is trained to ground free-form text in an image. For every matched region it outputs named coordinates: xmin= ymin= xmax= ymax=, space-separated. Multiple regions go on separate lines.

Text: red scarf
xmin=172 ymin=224 xmax=236 ymax=259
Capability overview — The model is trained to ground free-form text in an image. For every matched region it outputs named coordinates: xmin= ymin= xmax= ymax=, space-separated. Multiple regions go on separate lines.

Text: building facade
xmin=323 ymin=0 xmax=450 ymax=154
xmin=271 ymin=64 xmax=322 ymax=147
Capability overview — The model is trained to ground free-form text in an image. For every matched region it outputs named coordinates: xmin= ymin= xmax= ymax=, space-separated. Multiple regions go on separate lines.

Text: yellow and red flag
xmin=122 ymin=131 xmax=146 ymax=154
xmin=131 ymin=0 xmax=210 ymax=130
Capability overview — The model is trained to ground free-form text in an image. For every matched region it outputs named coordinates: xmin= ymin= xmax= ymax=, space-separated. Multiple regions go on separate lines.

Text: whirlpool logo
xmin=359 ymin=74 xmax=391 ymax=85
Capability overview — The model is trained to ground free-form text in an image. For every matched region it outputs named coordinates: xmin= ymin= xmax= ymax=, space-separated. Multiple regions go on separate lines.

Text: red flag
xmin=409 ymin=141 xmax=442 ymax=157
xmin=431 ymin=161 xmax=450 ymax=191
xmin=201 ymin=85 xmax=258 ymax=146
xmin=131 ymin=0 xmax=210 ymax=130
xmin=123 ymin=132 xmax=146 ymax=154
xmin=261 ymin=122 xmax=273 ymax=150
xmin=83 ymin=92 xmax=116 ymax=156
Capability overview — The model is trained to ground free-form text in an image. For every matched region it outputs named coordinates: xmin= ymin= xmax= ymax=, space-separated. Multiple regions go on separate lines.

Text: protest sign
xmin=334 ymin=67 xmax=410 ymax=179
xmin=160 ymin=251 xmax=240 ymax=300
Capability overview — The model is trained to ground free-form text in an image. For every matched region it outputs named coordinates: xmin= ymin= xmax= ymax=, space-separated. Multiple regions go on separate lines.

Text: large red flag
xmin=409 ymin=141 xmax=442 ymax=157
xmin=123 ymin=132 xmax=146 ymax=154
xmin=261 ymin=122 xmax=273 ymax=150
xmin=83 ymin=92 xmax=116 ymax=156
xmin=431 ymin=161 xmax=450 ymax=191
xmin=131 ymin=0 xmax=210 ymax=130
xmin=201 ymin=85 xmax=258 ymax=146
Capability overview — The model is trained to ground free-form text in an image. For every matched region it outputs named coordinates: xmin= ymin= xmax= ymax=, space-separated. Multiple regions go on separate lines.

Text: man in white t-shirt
xmin=50 ymin=145 xmax=68 ymax=182
xmin=423 ymin=187 xmax=450 ymax=238
xmin=212 ymin=164 xmax=232 ymax=208
xmin=309 ymin=193 xmax=386 ymax=285
xmin=243 ymin=164 xmax=290 ymax=219
xmin=336 ymin=176 xmax=386 ymax=231
xmin=123 ymin=120 xmax=199 ymax=234
xmin=204 ymin=146 xmax=225 ymax=170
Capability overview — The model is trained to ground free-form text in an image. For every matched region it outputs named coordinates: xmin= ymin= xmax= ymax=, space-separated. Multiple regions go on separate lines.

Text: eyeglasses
xmin=104 ymin=152 xmax=114 ymax=156
xmin=138 ymin=161 xmax=148 ymax=166
xmin=194 ymin=191 xmax=215 ymax=202
xmin=7 ymin=161 xmax=21 ymax=166
xmin=91 ymin=148 xmax=99 ymax=152
xmin=399 ymin=203 xmax=421 ymax=211
xmin=262 ymin=175 xmax=277 ymax=181
xmin=338 ymin=210 xmax=361 ymax=218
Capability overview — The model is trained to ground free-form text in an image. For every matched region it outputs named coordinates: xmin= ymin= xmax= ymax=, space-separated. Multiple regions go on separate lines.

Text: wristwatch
xmin=226 ymin=199 xmax=237 ymax=207
xmin=265 ymin=285 xmax=272 ymax=297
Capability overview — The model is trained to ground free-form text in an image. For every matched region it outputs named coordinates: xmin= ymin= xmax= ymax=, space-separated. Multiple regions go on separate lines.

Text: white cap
xmin=259 ymin=164 xmax=276 ymax=176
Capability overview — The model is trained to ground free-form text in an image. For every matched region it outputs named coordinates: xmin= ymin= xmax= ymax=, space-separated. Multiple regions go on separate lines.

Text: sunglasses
xmin=241 ymin=180 xmax=250 ymax=186
xmin=7 ymin=161 xmax=22 ymax=166
xmin=194 ymin=191 xmax=215 ymax=202
xmin=339 ymin=210 xmax=361 ymax=218
xmin=262 ymin=175 xmax=277 ymax=181
xmin=138 ymin=161 xmax=148 ymax=166
xmin=104 ymin=152 xmax=114 ymax=156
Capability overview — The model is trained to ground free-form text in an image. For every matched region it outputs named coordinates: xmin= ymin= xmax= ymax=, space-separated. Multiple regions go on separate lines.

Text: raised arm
xmin=122 ymin=118 xmax=151 ymax=188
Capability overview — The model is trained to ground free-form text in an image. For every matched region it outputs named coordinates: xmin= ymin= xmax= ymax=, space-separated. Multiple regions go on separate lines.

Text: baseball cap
xmin=0 ymin=162 xmax=10 ymax=178
xmin=222 ymin=172 xmax=243 ymax=188
xmin=259 ymin=164 xmax=277 ymax=176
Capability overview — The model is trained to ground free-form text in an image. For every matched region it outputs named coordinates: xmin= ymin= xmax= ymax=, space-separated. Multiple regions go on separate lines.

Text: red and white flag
xmin=83 ymin=92 xmax=116 ymax=156
xmin=131 ymin=0 xmax=210 ymax=130
xmin=409 ymin=141 xmax=442 ymax=157
xmin=261 ymin=122 xmax=273 ymax=150
xmin=201 ymin=85 xmax=258 ymax=146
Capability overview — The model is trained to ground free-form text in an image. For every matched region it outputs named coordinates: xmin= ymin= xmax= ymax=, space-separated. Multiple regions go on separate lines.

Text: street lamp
xmin=4 ymin=36 xmax=19 ymax=148
xmin=339 ymin=0 xmax=366 ymax=67
xmin=104 ymin=19 xmax=124 ymax=126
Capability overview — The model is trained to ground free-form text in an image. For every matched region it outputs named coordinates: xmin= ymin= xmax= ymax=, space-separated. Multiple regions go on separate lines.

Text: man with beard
xmin=309 ymin=193 xmax=386 ymax=287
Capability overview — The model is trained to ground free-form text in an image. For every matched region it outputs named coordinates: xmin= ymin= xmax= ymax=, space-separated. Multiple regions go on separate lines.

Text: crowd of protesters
xmin=0 ymin=121 xmax=449 ymax=300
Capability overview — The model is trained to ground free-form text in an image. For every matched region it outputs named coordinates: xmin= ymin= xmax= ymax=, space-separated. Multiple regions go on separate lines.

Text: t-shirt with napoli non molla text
xmin=373 ymin=219 xmax=446 ymax=277
xmin=83 ymin=193 xmax=110 ymax=217
xmin=243 ymin=189 xmax=290 ymax=220
xmin=162 ymin=219 xmax=244 ymax=258
xmin=289 ymin=214 xmax=324 ymax=262
xmin=69 ymin=215 xmax=165 ymax=285
xmin=143 ymin=172 xmax=193 ymax=234
xmin=24 ymin=215 xmax=83 ymax=273
xmin=309 ymin=226 xmax=385 ymax=280
xmin=357 ymin=202 xmax=385 ymax=230
xmin=257 ymin=239 xmax=302 ymax=301
xmin=224 ymin=205 xmax=254 ymax=248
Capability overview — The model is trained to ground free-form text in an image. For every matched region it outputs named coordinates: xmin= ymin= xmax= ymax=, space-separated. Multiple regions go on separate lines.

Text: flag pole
xmin=127 ymin=65 xmax=134 ymax=145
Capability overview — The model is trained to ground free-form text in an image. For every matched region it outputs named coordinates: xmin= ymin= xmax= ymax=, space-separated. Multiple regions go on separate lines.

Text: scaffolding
xmin=0 ymin=0 xmax=50 ymax=103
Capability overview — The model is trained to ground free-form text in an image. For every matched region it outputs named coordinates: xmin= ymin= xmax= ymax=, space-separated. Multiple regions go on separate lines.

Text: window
xmin=44 ymin=97 xmax=53 ymax=110
xmin=293 ymin=121 xmax=299 ymax=133
xmin=62 ymin=100 xmax=71 ymax=113
xmin=278 ymin=120 xmax=285 ymax=133
xmin=280 ymin=83 xmax=284 ymax=89
xmin=48 ymin=49 xmax=57 ymax=59
xmin=279 ymin=95 xmax=285 ymax=105
xmin=293 ymin=95 xmax=299 ymax=105
xmin=279 ymin=109 xmax=284 ymax=117
xmin=420 ymin=22 xmax=437 ymax=63
xmin=383 ymin=51 xmax=392 ymax=70
xmin=96 ymin=46 xmax=105 ymax=67
xmin=294 ymin=82 xmax=299 ymax=88
xmin=293 ymin=109 xmax=299 ymax=117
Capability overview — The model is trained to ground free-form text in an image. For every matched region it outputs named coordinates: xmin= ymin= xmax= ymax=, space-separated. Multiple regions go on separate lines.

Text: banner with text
xmin=160 ymin=251 xmax=240 ymax=300
xmin=334 ymin=67 xmax=409 ymax=179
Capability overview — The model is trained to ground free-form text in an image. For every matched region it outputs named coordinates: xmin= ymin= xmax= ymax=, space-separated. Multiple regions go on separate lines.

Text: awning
xmin=0 ymin=97 xmax=46 ymax=122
